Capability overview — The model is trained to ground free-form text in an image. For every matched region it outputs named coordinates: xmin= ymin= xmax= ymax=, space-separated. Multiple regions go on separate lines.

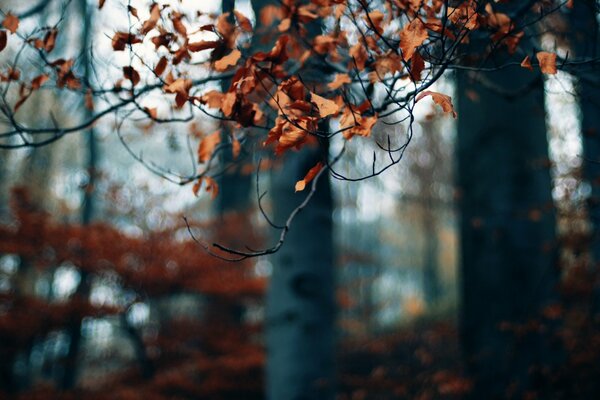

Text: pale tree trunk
xmin=261 ymin=0 xmax=336 ymax=396
xmin=267 ymin=143 xmax=335 ymax=400
xmin=456 ymin=51 xmax=559 ymax=397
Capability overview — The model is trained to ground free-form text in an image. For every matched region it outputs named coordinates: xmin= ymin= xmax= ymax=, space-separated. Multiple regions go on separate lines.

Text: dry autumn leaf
xmin=214 ymin=49 xmax=241 ymax=71
xmin=521 ymin=55 xmax=533 ymax=71
xmin=141 ymin=3 xmax=160 ymax=34
xmin=31 ymin=74 xmax=49 ymax=90
xmin=188 ymin=40 xmax=219 ymax=52
xmin=154 ymin=56 xmax=167 ymax=76
xmin=295 ymin=162 xmax=323 ymax=192
xmin=400 ymin=18 xmax=428 ymax=61
xmin=536 ymin=51 xmax=557 ymax=75
xmin=2 ymin=13 xmax=19 ymax=34
xmin=328 ymin=74 xmax=352 ymax=90
xmin=123 ymin=66 xmax=140 ymax=86
xmin=416 ymin=90 xmax=457 ymax=118
xmin=198 ymin=131 xmax=221 ymax=163
xmin=310 ymin=92 xmax=340 ymax=117
xmin=43 ymin=29 xmax=58 ymax=53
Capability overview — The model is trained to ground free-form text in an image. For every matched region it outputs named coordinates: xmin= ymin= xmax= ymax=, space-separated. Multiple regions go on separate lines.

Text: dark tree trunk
xmin=456 ymin=56 xmax=559 ymax=397
xmin=61 ymin=0 xmax=97 ymax=389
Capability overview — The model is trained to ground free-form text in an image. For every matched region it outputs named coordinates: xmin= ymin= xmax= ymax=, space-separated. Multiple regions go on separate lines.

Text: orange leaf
xmin=204 ymin=176 xmax=219 ymax=200
xmin=328 ymin=73 xmax=351 ymax=90
xmin=145 ymin=107 xmax=157 ymax=119
xmin=234 ymin=11 xmax=253 ymax=32
xmin=141 ymin=3 xmax=160 ymax=34
xmin=536 ymin=51 xmax=557 ymax=75
xmin=295 ymin=162 xmax=323 ymax=192
xmin=416 ymin=90 xmax=457 ymax=118
xmin=163 ymin=78 xmax=192 ymax=96
xmin=214 ymin=49 xmax=241 ymax=71
xmin=2 ymin=13 xmax=19 ymax=34
xmin=520 ymin=55 xmax=533 ymax=71
xmin=310 ymin=92 xmax=339 ymax=117
xmin=198 ymin=131 xmax=221 ymax=163
xmin=201 ymin=90 xmax=224 ymax=108
xmin=400 ymin=18 xmax=428 ymax=61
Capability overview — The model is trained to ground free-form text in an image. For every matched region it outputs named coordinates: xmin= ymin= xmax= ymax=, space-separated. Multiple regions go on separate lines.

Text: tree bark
xmin=61 ymin=0 xmax=97 ymax=389
xmin=456 ymin=58 xmax=559 ymax=397
xmin=267 ymin=143 xmax=335 ymax=400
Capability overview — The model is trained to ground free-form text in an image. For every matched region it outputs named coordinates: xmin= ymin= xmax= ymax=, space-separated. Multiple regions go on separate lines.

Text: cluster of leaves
xmin=0 ymin=1 xmax=567 ymax=193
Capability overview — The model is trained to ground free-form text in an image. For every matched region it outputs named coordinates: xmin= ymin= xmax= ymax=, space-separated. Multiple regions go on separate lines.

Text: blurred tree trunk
xmin=216 ymin=0 xmax=252 ymax=216
xmin=262 ymin=2 xmax=335 ymax=397
xmin=568 ymin=1 xmax=600 ymax=263
xmin=268 ymin=142 xmax=335 ymax=400
xmin=456 ymin=46 xmax=559 ymax=398
xmin=62 ymin=0 xmax=97 ymax=389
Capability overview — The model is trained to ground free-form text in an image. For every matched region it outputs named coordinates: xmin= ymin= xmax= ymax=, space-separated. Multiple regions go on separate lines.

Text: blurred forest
xmin=1 ymin=0 xmax=600 ymax=399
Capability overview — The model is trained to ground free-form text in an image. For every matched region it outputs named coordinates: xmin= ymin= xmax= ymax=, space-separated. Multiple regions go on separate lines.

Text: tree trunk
xmin=456 ymin=59 xmax=559 ymax=397
xmin=61 ymin=0 xmax=97 ymax=389
xmin=267 ymin=143 xmax=335 ymax=399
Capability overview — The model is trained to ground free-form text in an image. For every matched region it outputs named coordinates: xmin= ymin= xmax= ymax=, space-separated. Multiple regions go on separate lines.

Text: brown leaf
xmin=187 ymin=40 xmax=219 ymax=52
xmin=295 ymin=162 xmax=323 ymax=192
xmin=416 ymin=90 xmax=457 ymax=118
xmin=43 ymin=29 xmax=58 ymax=52
xmin=99 ymin=0 xmax=106 ymax=9
xmin=400 ymin=18 xmax=428 ymax=61
xmin=198 ymin=131 xmax=221 ymax=163
xmin=30 ymin=74 xmax=49 ymax=90
xmin=145 ymin=107 xmax=157 ymax=119
xmin=112 ymin=32 xmax=142 ymax=51
xmin=201 ymin=90 xmax=224 ymax=108
xmin=520 ymin=55 xmax=533 ymax=71
xmin=536 ymin=51 xmax=557 ymax=75
xmin=234 ymin=11 xmax=253 ymax=32
xmin=2 ymin=13 xmax=19 ymax=34
xmin=154 ymin=56 xmax=167 ymax=76
xmin=214 ymin=49 xmax=241 ymax=71
xmin=410 ymin=52 xmax=425 ymax=82
xmin=191 ymin=176 xmax=218 ymax=199
xmin=141 ymin=3 xmax=161 ymax=34
xmin=163 ymin=77 xmax=192 ymax=96
xmin=310 ymin=92 xmax=340 ymax=117
xmin=0 ymin=31 xmax=7 ymax=52
xmin=128 ymin=6 xmax=139 ymax=19
xmin=328 ymin=73 xmax=351 ymax=90
xmin=123 ymin=66 xmax=140 ymax=86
